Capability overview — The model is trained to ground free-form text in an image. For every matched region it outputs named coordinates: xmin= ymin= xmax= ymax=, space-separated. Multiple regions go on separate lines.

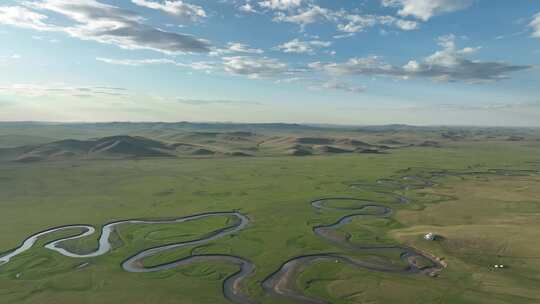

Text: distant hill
xmin=257 ymin=136 xmax=391 ymax=156
xmin=0 ymin=136 xmax=175 ymax=162
xmin=1 ymin=122 xmax=533 ymax=162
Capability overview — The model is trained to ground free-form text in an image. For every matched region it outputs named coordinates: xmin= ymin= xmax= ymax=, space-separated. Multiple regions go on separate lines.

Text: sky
xmin=0 ymin=0 xmax=539 ymax=126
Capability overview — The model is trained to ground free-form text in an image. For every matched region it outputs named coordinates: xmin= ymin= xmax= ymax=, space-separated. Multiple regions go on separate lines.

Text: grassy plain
xmin=0 ymin=126 xmax=540 ymax=304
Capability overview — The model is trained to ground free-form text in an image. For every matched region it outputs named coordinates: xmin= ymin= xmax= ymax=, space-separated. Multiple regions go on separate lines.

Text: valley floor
xmin=1 ymin=139 xmax=540 ymax=304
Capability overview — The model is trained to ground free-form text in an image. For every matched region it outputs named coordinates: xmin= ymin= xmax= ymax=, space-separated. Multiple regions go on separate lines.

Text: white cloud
xmin=210 ymin=42 xmax=264 ymax=56
xmin=226 ymin=42 xmax=264 ymax=54
xmin=222 ymin=56 xmax=288 ymax=78
xmin=96 ymin=53 xmax=277 ymax=77
xmin=97 ymin=57 xmax=216 ymax=71
xmin=274 ymin=77 xmax=304 ymax=84
xmin=239 ymin=3 xmax=257 ymax=13
xmin=333 ymin=33 xmax=355 ymax=39
xmin=530 ymin=12 xmax=540 ymax=38
xmin=311 ymin=35 xmax=530 ymax=83
xmin=96 ymin=57 xmax=176 ymax=66
xmin=259 ymin=0 xmax=305 ymax=10
xmin=0 ymin=6 xmax=55 ymax=31
xmin=394 ymin=18 xmax=419 ymax=30
xmin=275 ymin=38 xmax=331 ymax=54
xmin=1 ymin=1 xmax=211 ymax=54
xmin=175 ymin=61 xmax=216 ymax=71
xmin=271 ymin=5 xmax=418 ymax=33
xmin=273 ymin=5 xmax=334 ymax=28
xmin=337 ymin=14 xmax=418 ymax=33
xmin=337 ymin=14 xmax=378 ymax=33
xmin=382 ymin=0 xmax=474 ymax=21
xmin=131 ymin=0 xmax=206 ymax=21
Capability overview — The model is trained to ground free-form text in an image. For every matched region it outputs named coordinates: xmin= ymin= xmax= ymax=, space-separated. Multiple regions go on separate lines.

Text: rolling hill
xmin=0 ymin=136 xmax=175 ymax=162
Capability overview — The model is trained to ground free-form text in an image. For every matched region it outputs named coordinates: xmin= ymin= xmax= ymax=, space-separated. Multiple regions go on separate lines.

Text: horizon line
xmin=1 ymin=120 xmax=540 ymax=129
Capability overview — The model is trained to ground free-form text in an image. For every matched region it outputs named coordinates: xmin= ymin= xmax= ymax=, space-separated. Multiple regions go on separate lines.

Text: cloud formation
xmin=97 ymin=54 xmax=288 ymax=79
xmin=222 ymin=42 xmax=264 ymax=54
xmin=96 ymin=57 xmax=176 ymax=66
xmin=209 ymin=42 xmax=265 ymax=57
xmin=259 ymin=0 xmax=305 ymax=11
xmin=0 ymin=0 xmax=535 ymax=100
xmin=530 ymin=12 xmax=540 ymax=38
xmin=338 ymin=14 xmax=418 ymax=33
xmin=275 ymin=38 xmax=331 ymax=54
xmin=0 ymin=6 xmax=54 ymax=31
xmin=227 ymin=42 xmax=264 ymax=54
xmin=96 ymin=57 xmax=216 ymax=71
xmin=222 ymin=56 xmax=289 ymax=78
xmin=0 ymin=0 xmax=212 ymax=54
xmin=381 ymin=0 xmax=474 ymax=21
xmin=238 ymin=3 xmax=257 ymax=13
xmin=310 ymin=35 xmax=531 ymax=83
xmin=273 ymin=5 xmax=334 ymax=28
xmin=131 ymin=0 xmax=206 ymax=21
xmin=271 ymin=4 xmax=418 ymax=34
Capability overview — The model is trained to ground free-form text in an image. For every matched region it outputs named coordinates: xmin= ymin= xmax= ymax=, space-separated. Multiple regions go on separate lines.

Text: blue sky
xmin=0 ymin=0 xmax=539 ymax=126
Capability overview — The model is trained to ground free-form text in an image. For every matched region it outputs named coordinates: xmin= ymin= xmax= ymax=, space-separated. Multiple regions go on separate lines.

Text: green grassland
xmin=1 ymin=124 xmax=540 ymax=304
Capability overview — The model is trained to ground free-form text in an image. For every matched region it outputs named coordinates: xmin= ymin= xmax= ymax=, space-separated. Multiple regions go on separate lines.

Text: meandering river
xmin=3 ymin=168 xmax=535 ymax=303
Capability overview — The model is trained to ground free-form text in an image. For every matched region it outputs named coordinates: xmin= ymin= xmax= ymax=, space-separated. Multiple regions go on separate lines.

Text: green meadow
xmin=1 ymin=138 xmax=540 ymax=304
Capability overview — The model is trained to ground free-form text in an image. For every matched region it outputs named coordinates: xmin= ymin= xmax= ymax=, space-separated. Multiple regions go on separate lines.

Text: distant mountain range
xmin=0 ymin=122 xmax=534 ymax=162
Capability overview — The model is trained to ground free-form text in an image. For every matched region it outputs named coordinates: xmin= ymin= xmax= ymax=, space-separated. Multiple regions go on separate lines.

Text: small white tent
xmin=424 ymin=232 xmax=436 ymax=241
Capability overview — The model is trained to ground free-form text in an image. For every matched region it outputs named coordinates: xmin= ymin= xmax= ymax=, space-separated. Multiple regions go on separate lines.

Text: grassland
xmin=0 ymin=123 xmax=540 ymax=303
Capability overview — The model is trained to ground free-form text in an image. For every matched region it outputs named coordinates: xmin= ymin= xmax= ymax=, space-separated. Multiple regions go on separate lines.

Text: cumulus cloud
xmin=210 ymin=42 xmax=264 ymax=56
xmin=97 ymin=53 xmax=293 ymax=78
xmin=0 ymin=1 xmax=211 ymax=54
xmin=273 ymin=5 xmax=334 ymax=28
xmin=337 ymin=14 xmax=378 ymax=33
xmin=391 ymin=18 xmax=419 ymax=30
xmin=530 ymin=12 xmax=540 ymax=38
xmin=259 ymin=0 xmax=305 ymax=10
xmin=311 ymin=35 xmax=531 ymax=83
xmin=222 ymin=56 xmax=289 ymax=78
xmin=338 ymin=14 xmax=418 ymax=33
xmin=0 ymin=6 xmax=55 ymax=31
xmin=97 ymin=54 xmax=294 ymax=78
xmin=271 ymin=4 xmax=418 ymax=33
xmin=225 ymin=42 xmax=264 ymax=54
xmin=131 ymin=0 xmax=206 ymax=21
xmin=275 ymin=38 xmax=331 ymax=54
xmin=310 ymin=56 xmax=398 ymax=76
xmin=239 ymin=3 xmax=257 ymax=13
xmin=382 ymin=0 xmax=474 ymax=21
